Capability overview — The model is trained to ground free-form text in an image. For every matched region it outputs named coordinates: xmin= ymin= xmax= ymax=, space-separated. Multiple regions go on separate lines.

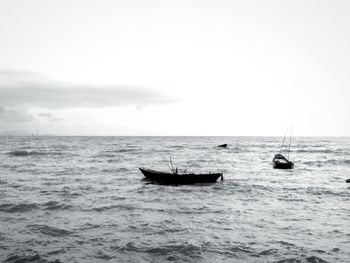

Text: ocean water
xmin=0 ymin=136 xmax=349 ymax=263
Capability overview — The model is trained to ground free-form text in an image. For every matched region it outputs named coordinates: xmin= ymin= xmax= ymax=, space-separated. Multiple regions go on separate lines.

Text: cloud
xmin=0 ymin=70 xmax=174 ymax=109
xmin=0 ymin=106 xmax=34 ymax=123
xmin=37 ymin=112 xmax=52 ymax=118
xmin=37 ymin=111 xmax=63 ymax=122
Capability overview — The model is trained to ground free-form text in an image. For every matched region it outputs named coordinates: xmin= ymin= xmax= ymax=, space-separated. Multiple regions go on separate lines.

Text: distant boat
xmin=346 ymin=178 xmax=350 ymax=183
xmin=139 ymin=168 xmax=223 ymax=184
xmin=273 ymin=126 xmax=294 ymax=169
xmin=218 ymin=144 xmax=227 ymax=148
xmin=273 ymin=154 xmax=294 ymax=169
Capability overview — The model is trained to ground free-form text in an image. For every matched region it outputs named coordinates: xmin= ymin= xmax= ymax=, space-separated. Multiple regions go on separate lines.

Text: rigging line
xmin=287 ymin=125 xmax=293 ymax=160
xmin=169 ymin=156 xmax=175 ymax=173
xmin=162 ymin=156 xmax=173 ymax=172
xmin=183 ymin=161 xmax=197 ymax=173
xmin=280 ymin=125 xmax=289 ymax=154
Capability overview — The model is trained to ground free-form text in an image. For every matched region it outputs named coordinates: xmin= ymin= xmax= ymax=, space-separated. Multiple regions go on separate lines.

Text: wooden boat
xmin=273 ymin=154 xmax=294 ymax=169
xmin=139 ymin=168 xmax=223 ymax=184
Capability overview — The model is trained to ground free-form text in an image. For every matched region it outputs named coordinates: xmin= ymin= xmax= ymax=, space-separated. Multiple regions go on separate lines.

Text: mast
xmin=287 ymin=126 xmax=293 ymax=160
xmin=169 ymin=156 xmax=175 ymax=173
xmin=280 ymin=126 xmax=288 ymax=154
xmin=162 ymin=157 xmax=172 ymax=172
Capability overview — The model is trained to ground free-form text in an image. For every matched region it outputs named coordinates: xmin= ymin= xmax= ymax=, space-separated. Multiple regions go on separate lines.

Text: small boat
xmin=346 ymin=178 xmax=350 ymax=183
xmin=273 ymin=154 xmax=294 ymax=169
xmin=273 ymin=126 xmax=294 ymax=169
xmin=218 ymin=144 xmax=227 ymax=148
xmin=139 ymin=168 xmax=223 ymax=184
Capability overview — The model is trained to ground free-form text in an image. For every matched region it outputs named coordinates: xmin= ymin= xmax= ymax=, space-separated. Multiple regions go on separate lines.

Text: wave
xmin=294 ymin=149 xmax=337 ymax=154
xmin=273 ymin=256 xmax=328 ymax=263
xmin=114 ymin=242 xmax=202 ymax=257
xmin=306 ymin=187 xmax=350 ymax=197
xmin=116 ymin=148 xmax=137 ymax=153
xmin=92 ymin=204 xmax=136 ymax=212
xmin=302 ymin=159 xmax=350 ymax=167
xmin=97 ymin=153 xmax=119 ymax=158
xmin=27 ymin=224 xmax=72 ymax=237
xmin=0 ymin=201 xmax=73 ymax=213
xmin=42 ymin=201 xmax=72 ymax=210
xmin=305 ymin=256 xmax=329 ymax=263
xmin=169 ymin=145 xmax=184 ymax=149
xmin=114 ymin=241 xmax=257 ymax=259
xmin=0 ymin=203 xmax=38 ymax=213
xmin=4 ymin=253 xmax=61 ymax=263
xmin=259 ymin=248 xmax=278 ymax=255
xmin=98 ymin=148 xmax=137 ymax=156
xmin=6 ymin=150 xmax=63 ymax=157
xmin=144 ymin=244 xmax=201 ymax=256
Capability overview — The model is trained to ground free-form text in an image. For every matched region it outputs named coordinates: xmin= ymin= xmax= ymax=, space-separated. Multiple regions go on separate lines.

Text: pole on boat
xmin=280 ymin=126 xmax=289 ymax=154
xmin=169 ymin=156 xmax=175 ymax=174
xmin=287 ymin=125 xmax=293 ymax=160
xmin=183 ymin=160 xmax=197 ymax=173
xmin=162 ymin=156 xmax=173 ymax=172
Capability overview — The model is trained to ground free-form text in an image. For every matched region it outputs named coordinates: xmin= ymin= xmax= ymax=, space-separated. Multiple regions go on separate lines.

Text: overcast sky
xmin=0 ymin=0 xmax=349 ymax=135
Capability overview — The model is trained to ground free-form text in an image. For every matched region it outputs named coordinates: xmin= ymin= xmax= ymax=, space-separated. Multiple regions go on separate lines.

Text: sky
xmin=0 ymin=0 xmax=349 ymax=136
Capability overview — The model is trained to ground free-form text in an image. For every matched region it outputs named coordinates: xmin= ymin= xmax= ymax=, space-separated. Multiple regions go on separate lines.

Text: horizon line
xmin=0 ymin=134 xmax=349 ymax=138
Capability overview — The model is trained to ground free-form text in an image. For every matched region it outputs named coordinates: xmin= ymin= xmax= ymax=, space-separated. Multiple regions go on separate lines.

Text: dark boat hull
xmin=273 ymin=161 xmax=294 ymax=169
xmin=139 ymin=168 xmax=223 ymax=184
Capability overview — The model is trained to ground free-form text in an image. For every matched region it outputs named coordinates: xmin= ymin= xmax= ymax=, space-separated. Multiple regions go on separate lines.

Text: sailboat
xmin=273 ymin=127 xmax=294 ymax=169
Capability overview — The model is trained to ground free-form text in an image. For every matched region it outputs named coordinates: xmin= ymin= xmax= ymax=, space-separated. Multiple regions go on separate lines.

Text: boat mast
xmin=280 ymin=126 xmax=288 ymax=154
xmin=169 ymin=156 xmax=175 ymax=173
xmin=287 ymin=125 xmax=293 ymax=160
xmin=162 ymin=156 xmax=173 ymax=172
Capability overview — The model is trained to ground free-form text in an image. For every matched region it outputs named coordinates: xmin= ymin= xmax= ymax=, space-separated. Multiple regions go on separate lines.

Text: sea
xmin=0 ymin=136 xmax=349 ymax=263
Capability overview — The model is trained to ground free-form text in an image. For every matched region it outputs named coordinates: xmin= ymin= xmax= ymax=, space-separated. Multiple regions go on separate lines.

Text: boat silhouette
xmin=139 ymin=168 xmax=223 ymax=184
xmin=273 ymin=154 xmax=294 ymax=169
xmin=273 ymin=126 xmax=294 ymax=169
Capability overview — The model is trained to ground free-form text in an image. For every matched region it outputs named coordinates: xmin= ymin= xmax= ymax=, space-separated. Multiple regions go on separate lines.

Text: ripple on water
xmin=42 ymin=201 xmax=72 ymax=210
xmin=27 ymin=224 xmax=72 ymax=237
xmin=273 ymin=256 xmax=329 ymax=263
xmin=92 ymin=204 xmax=136 ymax=212
xmin=114 ymin=241 xmax=202 ymax=257
xmin=6 ymin=150 xmax=66 ymax=157
xmin=4 ymin=253 xmax=62 ymax=263
xmin=302 ymin=159 xmax=350 ymax=167
xmin=0 ymin=203 xmax=39 ymax=213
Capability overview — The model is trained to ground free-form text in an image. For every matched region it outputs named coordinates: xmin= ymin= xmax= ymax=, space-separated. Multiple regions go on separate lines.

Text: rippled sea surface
xmin=0 ymin=136 xmax=349 ymax=262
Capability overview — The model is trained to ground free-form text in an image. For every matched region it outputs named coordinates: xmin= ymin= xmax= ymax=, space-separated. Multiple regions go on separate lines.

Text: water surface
xmin=0 ymin=136 xmax=349 ymax=262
